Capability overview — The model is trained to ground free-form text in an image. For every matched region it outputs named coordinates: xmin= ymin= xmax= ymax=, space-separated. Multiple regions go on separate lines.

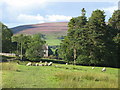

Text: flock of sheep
xmin=26 ymin=61 xmax=52 ymax=66
xmin=26 ymin=62 xmax=106 ymax=72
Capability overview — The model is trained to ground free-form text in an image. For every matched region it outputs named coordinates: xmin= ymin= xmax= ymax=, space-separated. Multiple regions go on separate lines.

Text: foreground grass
xmin=1 ymin=62 xmax=119 ymax=88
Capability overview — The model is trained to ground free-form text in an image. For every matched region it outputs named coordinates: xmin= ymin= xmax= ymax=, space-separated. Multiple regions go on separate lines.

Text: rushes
xmin=1 ymin=62 xmax=18 ymax=71
xmin=55 ymin=71 xmax=118 ymax=88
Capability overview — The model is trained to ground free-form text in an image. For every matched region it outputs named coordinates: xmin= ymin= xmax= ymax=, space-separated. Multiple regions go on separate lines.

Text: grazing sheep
xmin=40 ymin=61 xmax=42 ymax=63
xmin=102 ymin=67 xmax=106 ymax=72
xmin=48 ymin=62 xmax=52 ymax=66
xmin=66 ymin=63 xmax=68 ymax=65
xmin=26 ymin=62 xmax=32 ymax=66
xmin=44 ymin=61 xmax=48 ymax=66
xmin=39 ymin=64 xmax=43 ymax=66
xmin=35 ymin=63 xmax=39 ymax=66
xmin=92 ymin=67 xmax=95 ymax=69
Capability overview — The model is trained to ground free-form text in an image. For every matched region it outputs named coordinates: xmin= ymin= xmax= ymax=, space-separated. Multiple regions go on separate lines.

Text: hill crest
xmin=11 ymin=22 xmax=68 ymax=35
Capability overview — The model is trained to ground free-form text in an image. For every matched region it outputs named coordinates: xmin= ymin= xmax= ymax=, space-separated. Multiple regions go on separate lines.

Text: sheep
xmin=48 ymin=62 xmax=52 ymax=66
xmin=44 ymin=61 xmax=48 ymax=66
xmin=26 ymin=62 xmax=32 ymax=66
xmin=35 ymin=63 xmax=39 ymax=66
xmin=92 ymin=67 xmax=95 ymax=69
xmin=39 ymin=64 xmax=43 ymax=66
xmin=102 ymin=67 xmax=106 ymax=72
xmin=40 ymin=61 xmax=42 ymax=63
xmin=66 ymin=63 xmax=68 ymax=65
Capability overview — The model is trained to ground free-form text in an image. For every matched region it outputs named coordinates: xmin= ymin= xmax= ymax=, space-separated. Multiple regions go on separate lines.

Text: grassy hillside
xmin=1 ymin=61 xmax=119 ymax=88
xmin=45 ymin=35 xmax=62 ymax=46
xmin=11 ymin=22 xmax=68 ymax=45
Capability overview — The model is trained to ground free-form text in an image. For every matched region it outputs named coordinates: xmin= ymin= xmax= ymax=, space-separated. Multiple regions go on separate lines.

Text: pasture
xmin=1 ymin=61 xmax=119 ymax=88
xmin=45 ymin=35 xmax=62 ymax=46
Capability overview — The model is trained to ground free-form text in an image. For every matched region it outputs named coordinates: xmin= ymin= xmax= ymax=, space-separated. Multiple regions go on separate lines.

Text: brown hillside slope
xmin=11 ymin=22 xmax=68 ymax=35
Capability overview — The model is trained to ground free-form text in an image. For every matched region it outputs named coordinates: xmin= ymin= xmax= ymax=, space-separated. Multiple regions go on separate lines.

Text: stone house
xmin=43 ymin=45 xmax=48 ymax=57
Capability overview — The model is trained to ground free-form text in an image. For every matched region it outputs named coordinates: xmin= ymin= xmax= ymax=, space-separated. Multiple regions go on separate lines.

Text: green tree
xmin=108 ymin=10 xmax=120 ymax=30
xmin=58 ymin=36 xmax=74 ymax=63
xmin=25 ymin=34 xmax=46 ymax=61
xmin=59 ymin=8 xmax=87 ymax=64
xmin=1 ymin=22 xmax=13 ymax=53
xmin=12 ymin=34 xmax=31 ymax=60
xmin=108 ymin=10 xmax=120 ymax=67
xmin=85 ymin=10 xmax=107 ymax=65
xmin=48 ymin=47 xmax=53 ymax=56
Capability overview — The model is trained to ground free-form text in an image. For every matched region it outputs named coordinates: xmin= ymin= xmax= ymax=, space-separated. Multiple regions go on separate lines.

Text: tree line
xmin=58 ymin=9 xmax=120 ymax=67
xmin=1 ymin=23 xmax=46 ymax=61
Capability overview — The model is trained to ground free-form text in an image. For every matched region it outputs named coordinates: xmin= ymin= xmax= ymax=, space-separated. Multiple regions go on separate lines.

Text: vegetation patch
xmin=55 ymin=71 xmax=118 ymax=88
xmin=1 ymin=62 xmax=18 ymax=71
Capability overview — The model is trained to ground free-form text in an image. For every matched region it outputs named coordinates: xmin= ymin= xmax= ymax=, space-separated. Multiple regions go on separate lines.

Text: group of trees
xmin=12 ymin=34 xmax=46 ymax=61
xmin=58 ymin=8 xmax=120 ymax=67
xmin=1 ymin=22 xmax=46 ymax=61
xmin=1 ymin=22 xmax=54 ymax=61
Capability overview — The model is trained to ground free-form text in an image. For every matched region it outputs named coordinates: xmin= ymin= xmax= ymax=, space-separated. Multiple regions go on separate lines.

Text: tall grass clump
xmin=1 ymin=62 xmax=18 ymax=71
xmin=55 ymin=71 xmax=118 ymax=88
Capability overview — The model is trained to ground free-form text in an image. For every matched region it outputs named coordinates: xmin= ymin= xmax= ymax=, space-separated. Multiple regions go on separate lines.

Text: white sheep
xmin=26 ymin=62 xmax=32 ymax=66
xmin=92 ymin=67 xmax=95 ymax=69
xmin=40 ymin=61 xmax=42 ymax=63
xmin=35 ymin=63 xmax=39 ymax=66
xmin=66 ymin=63 xmax=68 ymax=65
xmin=102 ymin=67 xmax=106 ymax=72
xmin=48 ymin=62 xmax=52 ymax=66
xmin=39 ymin=64 xmax=43 ymax=66
xmin=44 ymin=61 xmax=48 ymax=66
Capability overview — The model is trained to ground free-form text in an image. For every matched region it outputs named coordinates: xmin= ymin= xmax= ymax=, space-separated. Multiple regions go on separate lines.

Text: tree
xmin=108 ymin=10 xmax=120 ymax=30
xmin=108 ymin=10 xmax=120 ymax=67
xmin=68 ymin=8 xmax=87 ymax=65
xmin=12 ymin=34 xmax=31 ymax=60
xmin=25 ymin=34 xmax=46 ymax=61
xmin=1 ymin=22 xmax=13 ymax=53
xmin=48 ymin=47 xmax=53 ymax=56
xmin=58 ymin=36 xmax=74 ymax=63
xmin=59 ymin=8 xmax=87 ymax=64
xmin=86 ymin=10 xmax=107 ymax=65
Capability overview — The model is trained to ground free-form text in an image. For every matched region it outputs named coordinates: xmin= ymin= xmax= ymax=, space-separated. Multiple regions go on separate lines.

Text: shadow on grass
xmin=40 ymin=58 xmax=66 ymax=64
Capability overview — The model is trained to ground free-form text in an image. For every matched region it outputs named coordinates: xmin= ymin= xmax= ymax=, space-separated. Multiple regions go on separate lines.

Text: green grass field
xmin=44 ymin=31 xmax=66 ymax=46
xmin=1 ymin=61 xmax=119 ymax=88
xmin=45 ymin=35 xmax=62 ymax=46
